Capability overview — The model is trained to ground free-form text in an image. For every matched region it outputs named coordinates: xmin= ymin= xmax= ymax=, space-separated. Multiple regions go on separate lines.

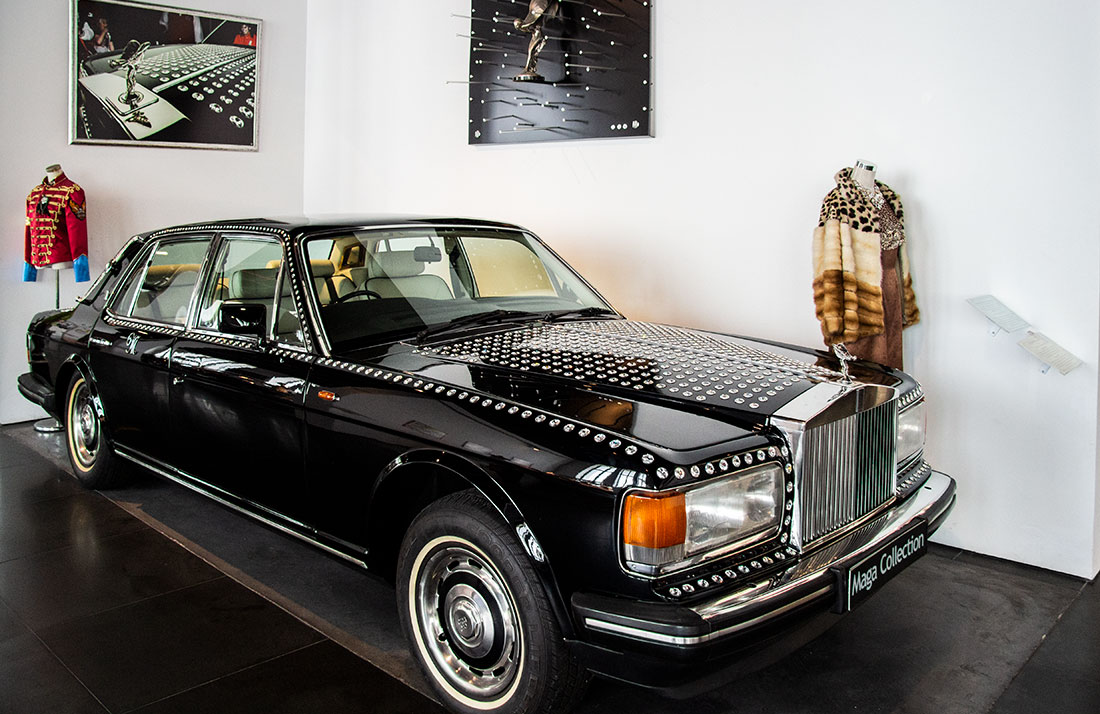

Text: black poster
xmin=467 ymin=0 xmax=653 ymax=144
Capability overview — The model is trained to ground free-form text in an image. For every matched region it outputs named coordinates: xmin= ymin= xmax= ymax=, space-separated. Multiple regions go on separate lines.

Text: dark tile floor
xmin=1 ymin=422 xmax=1098 ymax=714
xmin=0 ymin=427 xmax=444 ymax=714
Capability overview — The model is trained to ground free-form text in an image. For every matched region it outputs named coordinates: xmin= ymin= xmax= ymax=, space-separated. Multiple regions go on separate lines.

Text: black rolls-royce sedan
xmin=18 ymin=216 xmax=955 ymax=714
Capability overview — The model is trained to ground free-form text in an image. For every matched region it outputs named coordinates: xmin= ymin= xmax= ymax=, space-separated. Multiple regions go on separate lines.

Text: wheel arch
xmin=367 ymin=449 xmax=578 ymax=639
xmin=54 ymin=356 xmax=103 ymax=424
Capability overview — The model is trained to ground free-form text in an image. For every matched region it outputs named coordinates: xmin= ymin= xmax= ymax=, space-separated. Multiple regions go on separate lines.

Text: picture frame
xmin=70 ymin=0 xmax=261 ymax=150
xmin=466 ymin=0 xmax=653 ymax=145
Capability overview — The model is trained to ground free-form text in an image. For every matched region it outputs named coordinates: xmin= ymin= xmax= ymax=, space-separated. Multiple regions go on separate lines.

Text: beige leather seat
xmin=310 ymin=260 xmax=354 ymax=304
xmin=136 ymin=263 xmax=201 ymax=324
xmin=364 ymin=251 xmax=452 ymax=299
xmin=229 ymin=267 xmax=278 ymax=305
xmin=225 ymin=267 xmax=301 ymax=338
xmin=241 ymin=265 xmax=304 ymax=340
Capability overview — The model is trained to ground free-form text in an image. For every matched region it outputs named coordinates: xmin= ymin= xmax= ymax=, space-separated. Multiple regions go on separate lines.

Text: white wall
xmin=303 ymin=1 xmax=1100 ymax=578
xmin=0 ymin=0 xmax=307 ymax=423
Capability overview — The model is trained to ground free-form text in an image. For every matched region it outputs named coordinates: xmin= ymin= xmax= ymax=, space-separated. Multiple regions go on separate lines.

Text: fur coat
xmin=812 ymin=168 xmax=919 ymax=345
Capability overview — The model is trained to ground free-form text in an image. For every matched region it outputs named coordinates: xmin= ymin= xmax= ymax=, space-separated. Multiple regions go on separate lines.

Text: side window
xmin=111 ymin=237 xmax=211 ymax=325
xmin=109 ymin=244 xmax=154 ymax=318
xmin=196 ymin=236 xmax=304 ymax=345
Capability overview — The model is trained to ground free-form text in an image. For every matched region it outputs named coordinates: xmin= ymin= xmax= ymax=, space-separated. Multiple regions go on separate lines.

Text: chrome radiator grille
xmin=799 ymin=398 xmax=898 ymax=544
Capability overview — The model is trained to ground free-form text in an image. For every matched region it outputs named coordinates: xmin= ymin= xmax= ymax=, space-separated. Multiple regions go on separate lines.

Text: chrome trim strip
xmin=145 ymin=224 xmax=287 ymax=241
xmin=294 ymin=235 xmax=331 ymax=358
xmin=177 ymin=328 xmax=258 ymax=351
xmin=772 ymin=381 xmax=896 ymax=428
xmin=581 ymin=471 xmax=954 ymax=647
xmin=79 ymin=235 xmax=137 ymax=306
xmin=584 ymin=585 xmax=832 ymax=646
xmin=94 ymin=235 xmax=145 ymax=307
xmin=182 ymin=232 xmax=224 ymax=331
xmin=114 ymin=446 xmax=368 ymax=568
xmin=102 ymin=312 xmax=185 ymax=336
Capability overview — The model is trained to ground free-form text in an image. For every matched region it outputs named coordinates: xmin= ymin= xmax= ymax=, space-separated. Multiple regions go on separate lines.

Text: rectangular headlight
xmin=896 ymin=400 xmax=926 ymax=465
xmin=622 ymin=464 xmax=783 ymax=575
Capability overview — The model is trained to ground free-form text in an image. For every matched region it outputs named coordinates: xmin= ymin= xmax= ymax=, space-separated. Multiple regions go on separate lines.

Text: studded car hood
xmin=414 ymin=320 xmax=842 ymax=415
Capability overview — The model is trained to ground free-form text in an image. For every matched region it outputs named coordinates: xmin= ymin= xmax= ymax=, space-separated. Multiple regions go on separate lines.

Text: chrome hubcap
xmin=445 ymin=583 xmax=494 ymax=658
xmin=414 ymin=540 xmax=521 ymax=700
xmin=79 ymin=405 xmax=95 ymax=441
xmin=69 ymin=381 xmax=99 ymax=468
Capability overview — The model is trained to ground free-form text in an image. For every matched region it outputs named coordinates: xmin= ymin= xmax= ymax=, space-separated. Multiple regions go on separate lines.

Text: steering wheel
xmin=332 ymin=289 xmax=382 ymax=303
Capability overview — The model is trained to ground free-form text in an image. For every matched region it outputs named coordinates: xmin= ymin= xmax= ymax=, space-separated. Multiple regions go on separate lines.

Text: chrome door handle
xmin=172 ymin=376 xmax=185 ymax=386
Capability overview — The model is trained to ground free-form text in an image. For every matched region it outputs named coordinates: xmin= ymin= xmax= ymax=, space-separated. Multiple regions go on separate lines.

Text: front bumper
xmin=570 ymin=470 xmax=956 ymax=692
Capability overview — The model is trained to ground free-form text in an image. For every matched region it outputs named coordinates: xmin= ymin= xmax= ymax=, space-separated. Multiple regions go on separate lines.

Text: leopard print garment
xmin=812 ymin=168 xmax=919 ymax=348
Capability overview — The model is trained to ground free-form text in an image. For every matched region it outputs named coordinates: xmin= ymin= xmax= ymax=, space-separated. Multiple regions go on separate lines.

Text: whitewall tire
xmin=397 ymin=491 xmax=588 ymax=714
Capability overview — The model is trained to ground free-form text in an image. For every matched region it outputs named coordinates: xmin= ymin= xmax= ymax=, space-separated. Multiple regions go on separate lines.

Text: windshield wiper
xmin=415 ymin=309 xmax=538 ymax=344
xmin=543 ymin=306 xmax=619 ymax=322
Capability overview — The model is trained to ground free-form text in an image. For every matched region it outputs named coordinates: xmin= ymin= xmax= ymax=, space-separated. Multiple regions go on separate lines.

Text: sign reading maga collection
xmin=837 ymin=520 xmax=928 ymax=612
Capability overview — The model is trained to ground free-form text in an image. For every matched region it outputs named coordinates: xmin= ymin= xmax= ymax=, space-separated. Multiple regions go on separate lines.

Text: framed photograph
xmin=70 ymin=0 xmax=261 ymax=150
xmin=466 ymin=0 xmax=653 ymax=145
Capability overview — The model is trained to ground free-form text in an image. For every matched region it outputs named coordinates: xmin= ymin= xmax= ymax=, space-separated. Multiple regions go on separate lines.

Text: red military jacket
xmin=26 ymin=173 xmax=88 ymax=268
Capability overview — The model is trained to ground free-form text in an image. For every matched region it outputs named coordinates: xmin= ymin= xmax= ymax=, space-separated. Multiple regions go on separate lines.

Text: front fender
xmin=370 ymin=449 xmax=523 ymax=526
xmin=367 ymin=449 xmax=578 ymax=638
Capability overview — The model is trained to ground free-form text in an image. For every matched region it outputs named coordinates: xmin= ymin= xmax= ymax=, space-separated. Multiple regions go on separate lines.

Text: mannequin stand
xmin=34 ymin=271 xmax=64 ymax=434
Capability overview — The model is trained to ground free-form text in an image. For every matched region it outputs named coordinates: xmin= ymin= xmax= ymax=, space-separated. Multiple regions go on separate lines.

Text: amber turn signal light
xmin=622 ymin=491 xmax=687 ymax=549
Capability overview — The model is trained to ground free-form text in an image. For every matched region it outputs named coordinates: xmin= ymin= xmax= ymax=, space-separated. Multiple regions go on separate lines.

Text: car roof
xmin=140 ymin=214 xmax=526 ymax=239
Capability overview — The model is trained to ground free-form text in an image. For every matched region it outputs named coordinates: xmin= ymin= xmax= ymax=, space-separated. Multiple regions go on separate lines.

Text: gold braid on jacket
xmin=812 ymin=168 xmax=919 ymax=345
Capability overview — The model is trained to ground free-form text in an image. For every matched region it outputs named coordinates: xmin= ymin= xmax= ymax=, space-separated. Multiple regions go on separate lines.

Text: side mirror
xmin=219 ymin=303 xmax=266 ymax=338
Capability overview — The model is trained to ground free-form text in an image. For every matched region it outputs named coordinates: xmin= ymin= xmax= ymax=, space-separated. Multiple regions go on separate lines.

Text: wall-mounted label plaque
xmin=1018 ymin=331 xmax=1083 ymax=375
xmin=967 ymin=295 xmax=1029 ymax=334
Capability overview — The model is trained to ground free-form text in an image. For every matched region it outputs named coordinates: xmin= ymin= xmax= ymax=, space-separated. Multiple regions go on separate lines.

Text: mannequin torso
xmin=851 ymin=159 xmax=877 ymax=190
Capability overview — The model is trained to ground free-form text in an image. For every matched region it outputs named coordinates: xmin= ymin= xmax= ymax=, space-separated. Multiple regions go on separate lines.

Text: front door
xmin=169 ymin=234 xmax=312 ymax=525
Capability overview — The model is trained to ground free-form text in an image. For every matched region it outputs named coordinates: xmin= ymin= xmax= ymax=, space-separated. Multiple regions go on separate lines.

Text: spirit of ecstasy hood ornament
xmin=832 ymin=343 xmax=855 ymax=384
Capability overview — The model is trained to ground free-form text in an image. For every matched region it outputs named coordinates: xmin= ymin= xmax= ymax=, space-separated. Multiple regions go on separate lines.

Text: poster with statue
xmin=71 ymin=0 xmax=261 ymax=150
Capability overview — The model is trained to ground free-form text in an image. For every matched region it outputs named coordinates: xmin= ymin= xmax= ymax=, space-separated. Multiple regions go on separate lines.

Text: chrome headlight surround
xmin=896 ymin=398 xmax=926 ymax=468
xmin=621 ymin=463 xmax=785 ymax=576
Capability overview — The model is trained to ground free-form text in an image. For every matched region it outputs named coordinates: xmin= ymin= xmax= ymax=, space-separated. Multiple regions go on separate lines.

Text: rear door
xmin=88 ymin=234 xmax=212 ymax=462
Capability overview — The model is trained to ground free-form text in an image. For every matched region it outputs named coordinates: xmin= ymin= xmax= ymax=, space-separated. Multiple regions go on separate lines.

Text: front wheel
xmin=64 ymin=373 xmax=125 ymax=489
xmin=397 ymin=491 xmax=588 ymax=714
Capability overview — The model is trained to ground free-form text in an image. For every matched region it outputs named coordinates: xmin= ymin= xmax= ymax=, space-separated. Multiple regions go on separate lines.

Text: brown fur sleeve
xmin=813 ymin=219 xmax=848 ymax=344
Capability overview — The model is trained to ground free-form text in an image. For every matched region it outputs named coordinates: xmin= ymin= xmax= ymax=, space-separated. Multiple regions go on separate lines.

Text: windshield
xmin=302 ymin=227 xmax=616 ymax=351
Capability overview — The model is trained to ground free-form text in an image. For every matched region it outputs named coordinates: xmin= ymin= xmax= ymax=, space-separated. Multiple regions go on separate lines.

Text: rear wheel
xmin=64 ymin=374 xmax=125 ymax=488
xmin=397 ymin=491 xmax=588 ymax=714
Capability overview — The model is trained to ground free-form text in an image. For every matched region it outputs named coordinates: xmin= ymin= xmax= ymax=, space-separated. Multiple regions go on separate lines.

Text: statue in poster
xmin=110 ymin=40 xmax=153 ymax=127
xmin=513 ymin=0 xmax=560 ymax=82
